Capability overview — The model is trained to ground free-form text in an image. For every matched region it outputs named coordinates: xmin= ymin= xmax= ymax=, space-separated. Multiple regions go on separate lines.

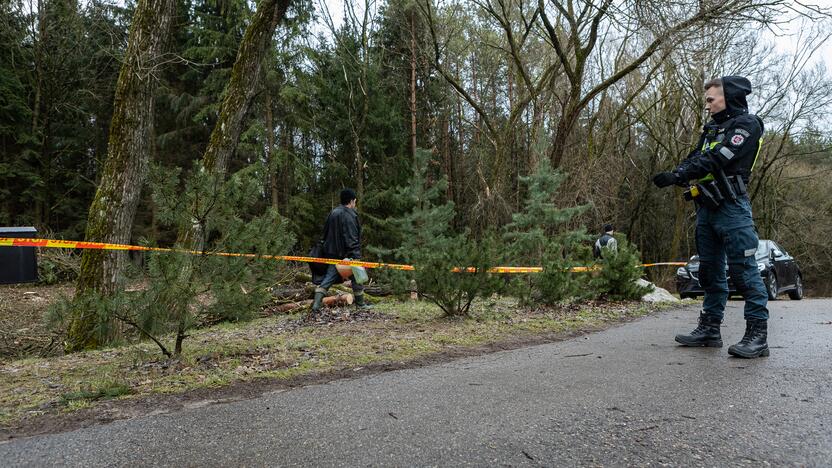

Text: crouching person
xmin=312 ymin=188 xmax=372 ymax=313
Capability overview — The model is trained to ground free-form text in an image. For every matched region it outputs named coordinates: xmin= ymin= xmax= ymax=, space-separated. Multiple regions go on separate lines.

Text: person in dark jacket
xmin=593 ymin=224 xmax=618 ymax=259
xmin=653 ymin=76 xmax=769 ymax=358
xmin=311 ymin=188 xmax=371 ymax=313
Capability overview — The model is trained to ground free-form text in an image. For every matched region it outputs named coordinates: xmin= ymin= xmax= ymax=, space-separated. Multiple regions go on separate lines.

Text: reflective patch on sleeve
xmin=720 ymin=146 xmax=736 ymax=160
xmin=744 ymin=248 xmax=756 ymax=257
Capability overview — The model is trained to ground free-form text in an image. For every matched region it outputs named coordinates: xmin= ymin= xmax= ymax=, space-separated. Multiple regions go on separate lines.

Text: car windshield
xmin=755 ymin=241 xmax=769 ymax=260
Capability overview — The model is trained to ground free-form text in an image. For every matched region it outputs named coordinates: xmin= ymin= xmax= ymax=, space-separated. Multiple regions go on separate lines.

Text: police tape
xmin=0 ymin=237 xmax=687 ymax=273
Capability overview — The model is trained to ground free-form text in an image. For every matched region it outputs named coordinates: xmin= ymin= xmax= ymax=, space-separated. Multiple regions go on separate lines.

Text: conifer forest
xmin=1 ymin=0 xmax=831 ymax=351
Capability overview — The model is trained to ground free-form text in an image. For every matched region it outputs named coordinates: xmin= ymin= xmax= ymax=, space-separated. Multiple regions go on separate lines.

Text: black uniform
xmin=674 ymin=77 xmax=764 ymax=185
xmin=654 ymin=75 xmax=770 ymax=359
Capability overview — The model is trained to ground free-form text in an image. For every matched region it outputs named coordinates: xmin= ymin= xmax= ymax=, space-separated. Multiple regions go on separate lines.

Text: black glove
xmin=652 ymin=171 xmax=680 ymax=188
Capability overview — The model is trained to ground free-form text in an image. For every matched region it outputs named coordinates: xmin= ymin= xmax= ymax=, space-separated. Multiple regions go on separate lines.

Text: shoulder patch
xmin=736 ymin=128 xmax=751 ymax=137
xmin=730 ymin=134 xmax=745 ymax=146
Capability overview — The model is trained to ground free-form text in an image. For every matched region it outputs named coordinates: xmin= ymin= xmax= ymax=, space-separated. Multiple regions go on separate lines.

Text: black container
xmin=0 ymin=227 xmax=38 ymax=284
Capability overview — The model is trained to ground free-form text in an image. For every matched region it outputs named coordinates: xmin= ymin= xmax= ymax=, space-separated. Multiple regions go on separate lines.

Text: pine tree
xmin=393 ymin=149 xmax=504 ymax=317
xmin=143 ymin=161 xmax=295 ymax=355
xmin=503 ymin=160 xmax=591 ymax=304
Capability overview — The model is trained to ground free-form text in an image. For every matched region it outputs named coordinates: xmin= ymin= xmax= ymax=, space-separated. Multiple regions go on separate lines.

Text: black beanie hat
xmin=340 ymin=188 xmax=357 ymax=205
xmin=603 ymin=224 xmax=614 ymax=233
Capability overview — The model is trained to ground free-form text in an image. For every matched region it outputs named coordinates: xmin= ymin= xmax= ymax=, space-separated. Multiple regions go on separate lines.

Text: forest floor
xmin=0 ymin=282 xmax=691 ymax=440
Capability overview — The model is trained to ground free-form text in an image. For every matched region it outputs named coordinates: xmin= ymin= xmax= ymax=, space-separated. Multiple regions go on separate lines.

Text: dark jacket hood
xmin=713 ymin=75 xmax=752 ymax=122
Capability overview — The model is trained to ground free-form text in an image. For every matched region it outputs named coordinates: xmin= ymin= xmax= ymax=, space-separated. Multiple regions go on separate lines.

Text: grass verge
xmin=0 ymin=297 xmax=683 ymax=430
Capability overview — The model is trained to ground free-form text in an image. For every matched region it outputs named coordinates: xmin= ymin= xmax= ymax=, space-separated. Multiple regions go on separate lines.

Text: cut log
xmin=331 ymin=283 xmax=393 ymax=297
xmin=270 ymin=299 xmax=312 ymax=314
xmin=263 ymin=293 xmax=354 ymax=315
xmin=325 ymin=293 xmax=354 ymax=307
xmin=269 ymin=285 xmax=315 ymax=301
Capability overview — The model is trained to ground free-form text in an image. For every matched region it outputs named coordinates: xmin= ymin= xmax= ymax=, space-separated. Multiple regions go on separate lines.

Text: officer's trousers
xmin=695 ymin=195 xmax=769 ymax=321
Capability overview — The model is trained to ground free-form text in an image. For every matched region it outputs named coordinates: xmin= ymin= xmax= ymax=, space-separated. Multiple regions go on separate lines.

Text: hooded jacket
xmin=674 ymin=76 xmax=765 ymax=184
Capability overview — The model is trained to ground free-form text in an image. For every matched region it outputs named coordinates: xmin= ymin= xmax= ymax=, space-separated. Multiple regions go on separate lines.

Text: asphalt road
xmin=2 ymin=299 xmax=831 ymax=467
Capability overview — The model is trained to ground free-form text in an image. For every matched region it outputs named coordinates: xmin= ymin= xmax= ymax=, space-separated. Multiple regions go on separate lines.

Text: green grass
xmin=0 ymin=297 xmax=673 ymax=428
xmin=60 ymin=380 xmax=132 ymax=404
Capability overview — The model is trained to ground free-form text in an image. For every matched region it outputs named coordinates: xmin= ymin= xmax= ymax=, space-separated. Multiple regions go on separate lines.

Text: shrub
xmin=37 ymin=247 xmax=79 ymax=285
xmin=590 ymin=235 xmax=653 ymax=300
xmin=406 ymin=232 xmax=506 ymax=317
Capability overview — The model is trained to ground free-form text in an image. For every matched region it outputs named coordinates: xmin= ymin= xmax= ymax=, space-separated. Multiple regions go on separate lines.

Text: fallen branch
xmin=112 ymin=312 xmax=172 ymax=358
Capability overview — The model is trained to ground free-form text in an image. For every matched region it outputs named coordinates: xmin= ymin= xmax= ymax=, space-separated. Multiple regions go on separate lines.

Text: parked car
xmin=676 ymin=239 xmax=803 ymax=300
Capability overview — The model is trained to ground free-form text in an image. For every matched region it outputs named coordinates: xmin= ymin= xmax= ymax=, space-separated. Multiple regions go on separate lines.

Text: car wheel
xmin=766 ymin=273 xmax=778 ymax=301
xmin=788 ymin=275 xmax=804 ymax=300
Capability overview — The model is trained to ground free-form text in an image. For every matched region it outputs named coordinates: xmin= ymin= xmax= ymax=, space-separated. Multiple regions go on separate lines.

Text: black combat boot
xmin=675 ymin=312 xmax=723 ymax=347
xmin=728 ymin=319 xmax=769 ymax=358
xmin=311 ymin=288 xmax=326 ymax=314
xmin=354 ymin=293 xmax=373 ymax=310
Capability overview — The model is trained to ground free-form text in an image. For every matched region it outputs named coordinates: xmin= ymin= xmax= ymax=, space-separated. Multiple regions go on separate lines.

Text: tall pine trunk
xmin=198 ymin=0 xmax=290 ymax=177
xmin=170 ymin=0 xmax=291 ymax=356
xmin=179 ymin=0 xmax=290 ymax=246
xmin=67 ymin=0 xmax=176 ymax=351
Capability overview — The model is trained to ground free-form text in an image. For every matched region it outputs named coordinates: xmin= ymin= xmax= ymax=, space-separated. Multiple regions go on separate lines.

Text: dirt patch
xmin=0 ymin=284 xmax=73 ymax=360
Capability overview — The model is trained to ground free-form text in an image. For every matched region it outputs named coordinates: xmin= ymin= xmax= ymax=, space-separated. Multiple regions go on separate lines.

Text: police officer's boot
xmin=354 ymin=293 xmax=373 ymax=310
xmin=728 ymin=319 xmax=769 ymax=358
xmin=675 ymin=312 xmax=723 ymax=347
xmin=311 ymin=288 xmax=326 ymax=314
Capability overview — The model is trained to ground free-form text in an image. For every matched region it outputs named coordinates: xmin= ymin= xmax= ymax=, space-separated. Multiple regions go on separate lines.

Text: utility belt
xmin=683 ymin=174 xmax=748 ymax=210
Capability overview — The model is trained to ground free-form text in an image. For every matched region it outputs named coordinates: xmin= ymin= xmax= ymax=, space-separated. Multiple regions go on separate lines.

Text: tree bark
xmin=67 ymin=0 xmax=176 ymax=351
xmin=177 ymin=0 xmax=290 ymax=247
xmin=170 ymin=0 xmax=292 ymax=339
xmin=199 ymin=0 xmax=291 ymax=177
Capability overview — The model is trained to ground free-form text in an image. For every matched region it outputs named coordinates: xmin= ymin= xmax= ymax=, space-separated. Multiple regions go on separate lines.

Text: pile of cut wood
xmin=262 ymin=272 xmax=393 ymax=316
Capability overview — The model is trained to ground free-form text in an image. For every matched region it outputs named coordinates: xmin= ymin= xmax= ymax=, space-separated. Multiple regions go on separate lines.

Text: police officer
xmin=652 ymin=76 xmax=769 ymax=359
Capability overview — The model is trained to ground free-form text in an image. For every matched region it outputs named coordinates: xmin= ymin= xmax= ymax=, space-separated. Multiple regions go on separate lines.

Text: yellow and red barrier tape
xmin=0 ymin=238 xmax=686 ymax=273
